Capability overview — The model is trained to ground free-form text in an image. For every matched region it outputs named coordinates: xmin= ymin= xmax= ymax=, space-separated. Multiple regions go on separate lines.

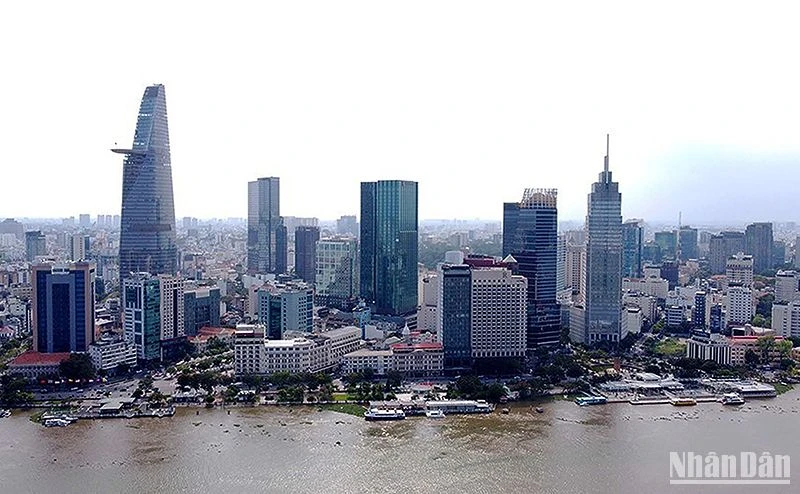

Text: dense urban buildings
xmin=502 ymin=188 xmax=560 ymax=348
xmin=114 ymin=84 xmax=178 ymax=277
xmin=247 ymin=177 xmax=282 ymax=274
xmin=32 ymin=262 xmax=96 ymax=353
xmin=359 ymin=180 xmax=419 ymax=318
xmin=571 ymin=136 xmax=623 ymax=344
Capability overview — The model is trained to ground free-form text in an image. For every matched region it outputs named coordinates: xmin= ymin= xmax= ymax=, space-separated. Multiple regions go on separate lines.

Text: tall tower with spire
xmin=572 ymin=135 xmax=623 ymax=344
xmin=113 ymin=84 xmax=177 ymax=277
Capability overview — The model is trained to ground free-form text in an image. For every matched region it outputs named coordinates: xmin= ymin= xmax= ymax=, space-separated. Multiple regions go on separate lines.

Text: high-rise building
xmin=572 ymin=136 xmax=623 ymax=344
xmin=565 ymin=243 xmax=585 ymax=300
xmin=726 ymin=253 xmax=754 ymax=288
xmin=678 ymin=226 xmax=698 ymax=261
xmin=122 ymin=273 xmax=185 ymax=361
xmin=359 ymin=180 xmax=419 ymax=316
xmin=775 ymin=270 xmax=800 ymax=303
xmin=114 ymin=84 xmax=177 ymax=277
xmin=503 ymin=188 xmax=560 ymax=348
xmin=247 ymin=177 xmax=281 ymax=274
xmin=123 ymin=274 xmax=161 ymax=361
xmin=795 ymin=236 xmax=800 ymax=269
xmin=773 ymin=240 xmax=787 ymax=268
xmin=438 ymin=256 xmax=472 ymax=368
xmin=32 ymin=262 xmax=96 ymax=353
xmin=0 ymin=219 xmax=24 ymax=240
xmin=772 ymin=301 xmax=800 ymax=338
xmin=257 ymin=282 xmax=314 ymax=339
xmin=295 ymin=226 xmax=320 ymax=284
xmin=79 ymin=214 xmax=91 ymax=228
xmin=708 ymin=231 xmax=745 ymax=274
xmin=315 ymin=237 xmax=359 ymax=309
xmin=25 ymin=230 xmax=46 ymax=261
xmin=622 ymin=220 xmax=643 ymax=278
xmin=556 ymin=234 xmax=566 ymax=292
xmin=183 ymin=285 xmax=221 ymax=336
xmin=470 ymin=267 xmax=527 ymax=359
xmin=693 ymin=291 xmax=707 ymax=329
xmin=654 ymin=231 xmax=677 ymax=260
xmin=336 ymin=215 xmax=358 ymax=237
xmin=276 ymin=221 xmax=288 ymax=275
xmin=744 ymin=222 xmax=773 ymax=274
xmin=68 ymin=234 xmax=90 ymax=261
xmin=726 ymin=284 xmax=753 ymax=327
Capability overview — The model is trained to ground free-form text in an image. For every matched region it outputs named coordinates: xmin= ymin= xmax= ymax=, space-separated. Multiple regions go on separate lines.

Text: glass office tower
xmin=360 ymin=180 xmax=419 ymax=316
xmin=114 ymin=84 xmax=177 ymax=277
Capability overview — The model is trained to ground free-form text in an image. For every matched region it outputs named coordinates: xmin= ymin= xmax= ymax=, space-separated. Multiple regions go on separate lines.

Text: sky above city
xmin=2 ymin=2 xmax=799 ymax=224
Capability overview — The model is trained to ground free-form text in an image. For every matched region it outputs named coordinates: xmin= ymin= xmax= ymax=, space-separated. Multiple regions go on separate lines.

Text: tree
xmin=485 ymin=383 xmax=507 ymax=403
xmin=775 ymin=340 xmax=793 ymax=359
xmin=59 ymin=353 xmax=96 ymax=381
xmin=385 ymin=370 xmax=403 ymax=390
xmin=757 ymin=335 xmax=776 ymax=364
xmin=0 ymin=375 xmax=33 ymax=406
xmin=744 ymin=349 xmax=760 ymax=367
xmin=148 ymin=390 xmax=166 ymax=406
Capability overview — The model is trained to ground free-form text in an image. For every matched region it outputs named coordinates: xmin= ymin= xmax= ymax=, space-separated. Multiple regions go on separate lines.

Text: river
xmin=1 ymin=392 xmax=798 ymax=493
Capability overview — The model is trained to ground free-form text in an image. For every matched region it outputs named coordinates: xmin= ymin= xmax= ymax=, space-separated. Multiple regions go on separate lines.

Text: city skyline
xmin=3 ymin=3 xmax=800 ymax=223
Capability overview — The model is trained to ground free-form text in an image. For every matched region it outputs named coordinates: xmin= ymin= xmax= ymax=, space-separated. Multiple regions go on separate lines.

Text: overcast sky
xmin=2 ymin=1 xmax=799 ymax=224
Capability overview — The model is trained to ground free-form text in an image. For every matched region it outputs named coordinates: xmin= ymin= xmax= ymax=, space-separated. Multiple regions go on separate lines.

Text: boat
xmin=720 ymin=393 xmax=745 ymax=405
xmin=575 ymin=395 xmax=607 ymax=406
xmin=364 ymin=408 xmax=406 ymax=421
xmin=501 ymin=408 xmax=510 ymax=414
xmin=44 ymin=418 xmax=72 ymax=427
xmin=425 ymin=410 xmax=445 ymax=419
xmin=0 ymin=409 xmax=10 ymax=418
xmin=670 ymin=397 xmax=697 ymax=406
xmin=535 ymin=407 xmax=544 ymax=414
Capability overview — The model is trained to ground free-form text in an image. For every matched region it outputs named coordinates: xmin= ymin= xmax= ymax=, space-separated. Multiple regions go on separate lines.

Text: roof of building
xmin=344 ymin=348 xmax=392 ymax=357
xmin=390 ymin=342 xmax=443 ymax=352
xmin=198 ymin=326 xmax=235 ymax=336
xmin=9 ymin=352 xmax=71 ymax=366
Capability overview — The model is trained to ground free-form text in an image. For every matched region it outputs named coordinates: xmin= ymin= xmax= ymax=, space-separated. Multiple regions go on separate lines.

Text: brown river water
xmin=1 ymin=393 xmax=799 ymax=494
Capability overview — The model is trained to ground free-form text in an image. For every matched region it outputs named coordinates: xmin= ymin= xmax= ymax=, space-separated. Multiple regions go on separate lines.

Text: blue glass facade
xmin=440 ymin=264 xmax=472 ymax=367
xmin=115 ymin=85 xmax=177 ymax=277
xmin=359 ymin=180 xmax=418 ymax=316
xmin=247 ymin=177 xmax=282 ymax=274
xmin=583 ymin=139 xmax=623 ymax=343
xmin=622 ymin=221 xmax=643 ymax=278
xmin=33 ymin=263 xmax=96 ymax=353
xmin=295 ymin=226 xmax=319 ymax=284
xmin=503 ymin=189 xmax=560 ymax=348
xmin=183 ymin=287 xmax=221 ymax=336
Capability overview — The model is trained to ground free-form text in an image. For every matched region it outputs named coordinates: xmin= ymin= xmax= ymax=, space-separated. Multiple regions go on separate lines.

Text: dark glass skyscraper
xmin=247 ymin=177 xmax=281 ymax=274
xmin=114 ymin=84 xmax=177 ymax=277
xmin=439 ymin=262 xmax=472 ymax=368
xmin=503 ymin=188 xmax=560 ymax=348
xmin=295 ymin=226 xmax=320 ymax=283
xmin=678 ymin=226 xmax=698 ymax=261
xmin=32 ymin=262 xmax=96 ymax=353
xmin=579 ymin=136 xmax=623 ymax=344
xmin=359 ymin=180 xmax=418 ymax=316
xmin=745 ymin=222 xmax=773 ymax=274
xmin=622 ymin=220 xmax=643 ymax=278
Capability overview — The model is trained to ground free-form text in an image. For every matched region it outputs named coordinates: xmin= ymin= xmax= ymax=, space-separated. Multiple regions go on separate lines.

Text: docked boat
xmin=425 ymin=399 xmax=494 ymax=414
xmin=501 ymin=408 xmax=510 ymax=414
xmin=425 ymin=410 xmax=445 ymax=419
xmin=0 ymin=409 xmax=11 ymax=418
xmin=535 ymin=407 xmax=544 ymax=414
xmin=364 ymin=408 xmax=406 ymax=421
xmin=575 ymin=395 xmax=607 ymax=406
xmin=44 ymin=418 xmax=72 ymax=427
xmin=720 ymin=393 xmax=745 ymax=405
xmin=670 ymin=397 xmax=697 ymax=406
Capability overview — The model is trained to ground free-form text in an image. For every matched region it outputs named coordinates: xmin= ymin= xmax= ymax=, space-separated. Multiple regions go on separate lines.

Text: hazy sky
xmin=2 ymin=2 xmax=799 ymax=223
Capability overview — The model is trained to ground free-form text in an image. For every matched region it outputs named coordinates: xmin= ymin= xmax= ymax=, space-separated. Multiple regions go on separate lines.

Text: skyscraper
xmin=122 ymin=273 xmax=185 ymax=361
xmin=622 ymin=220 xmax=643 ymax=278
xmin=438 ymin=256 xmax=472 ymax=368
xmin=654 ymin=231 xmax=677 ymax=260
xmin=336 ymin=215 xmax=359 ymax=237
xmin=32 ymin=262 xmax=96 ymax=353
xmin=359 ymin=180 xmax=419 ymax=316
xmin=25 ymin=230 xmax=46 ymax=261
xmin=503 ymin=188 xmax=560 ymax=348
xmin=678 ymin=226 xmax=698 ymax=261
xmin=295 ymin=226 xmax=319 ymax=283
xmin=315 ymin=237 xmax=359 ymax=309
xmin=708 ymin=231 xmax=745 ymax=274
xmin=573 ymin=136 xmax=623 ymax=344
xmin=247 ymin=177 xmax=281 ymax=274
xmin=114 ymin=84 xmax=177 ymax=277
xmin=745 ymin=222 xmax=773 ymax=274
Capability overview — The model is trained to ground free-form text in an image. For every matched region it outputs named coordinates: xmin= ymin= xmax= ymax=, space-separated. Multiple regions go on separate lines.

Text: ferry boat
xmin=44 ymin=418 xmax=73 ymax=427
xmin=575 ymin=395 xmax=607 ymax=406
xmin=425 ymin=400 xmax=494 ymax=414
xmin=670 ymin=397 xmax=697 ymax=406
xmin=425 ymin=410 xmax=446 ymax=419
xmin=364 ymin=408 xmax=406 ymax=421
xmin=720 ymin=393 xmax=745 ymax=405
